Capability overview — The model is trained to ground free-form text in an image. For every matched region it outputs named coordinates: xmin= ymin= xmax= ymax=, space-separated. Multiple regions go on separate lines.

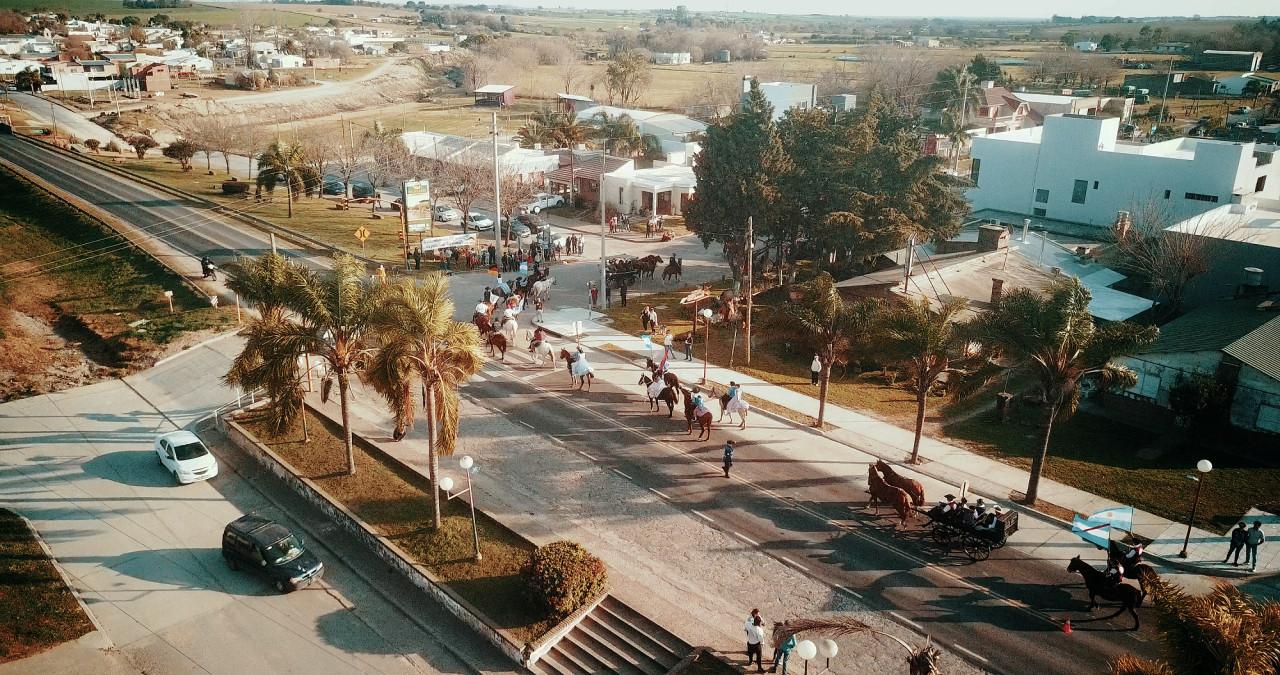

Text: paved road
xmin=4 ymin=92 xmax=126 ymax=146
xmin=0 ymin=338 xmax=516 ymax=674
xmin=454 ymin=353 xmax=1166 ymax=675
xmin=216 ymin=59 xmax=405 ymax=106
xmin=0 ymin=135 xmax=328 ymax=272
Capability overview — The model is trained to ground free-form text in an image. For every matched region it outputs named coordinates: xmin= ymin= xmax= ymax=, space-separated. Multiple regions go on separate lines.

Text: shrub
xmin=84 ymin=138 xmax=101 ymax=153
xmin=104 ymin=140 xmax=122 ymax=153
xmin=128 ymin=134 xmax=158 ymax=159
xmin=524 ymin=540 xmax=607 ymax=621
xmin=222 ymin=181 xmax=251 ymax=195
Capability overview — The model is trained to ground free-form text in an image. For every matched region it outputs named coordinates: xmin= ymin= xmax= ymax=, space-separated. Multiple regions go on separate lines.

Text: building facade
xmin=967 ymin=114 xmax=1280 ymax=229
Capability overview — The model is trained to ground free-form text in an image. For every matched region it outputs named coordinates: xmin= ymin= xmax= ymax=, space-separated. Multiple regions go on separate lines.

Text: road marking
xmin=952 ymin=644 xmax=990 ymax=664
xmin=550 ymin=437 xmax=565 ymax=446
xmin=647 ymin=488 xmax=669 ymax=499
xmin=837 ymin=586 xmax=863 ymax=600
xmin=889 ymin=612 xmax=924 ymax=632
xmin=521 ymin=373 xmax=540 ymax=381
xmin=471 ymin=372 xmax=488 ymax=381
xmin=734 ymin=532 xmax=759 ymax=546
xmin=612 ymin=468 xmax=632 ymax=480
xmin=578 ymin=450 xmax=597 ymax=460
xmin=691 ymin=509 xmax=714 ymax=523
xmin=784 ymin=557 xmax=810 ymax=572
xmin=518 ymin=420 xmax=534 ymax=429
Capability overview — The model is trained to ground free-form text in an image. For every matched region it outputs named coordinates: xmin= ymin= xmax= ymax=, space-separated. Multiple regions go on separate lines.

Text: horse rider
xmin=530 ymin=326 xmax=548 ymax=351
xmin=200 ymin=256 xmax=216 ymax=280
xmin=1115 ymin=543 xmax=1145 ymax=577
xmin=726 ymin=381 xmax=740 ymax=401
xmin=496 ymin=276 xmax=511 ymax=296
xmin=483 ymin=287 xmax=492 ymax=304
xmin=1103 ymin=560 xmax=1125 ymax=589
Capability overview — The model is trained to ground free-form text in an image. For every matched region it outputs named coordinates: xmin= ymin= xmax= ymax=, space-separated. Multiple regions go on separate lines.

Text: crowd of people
xmin=405 ymin=234 xmax=585 ymax=274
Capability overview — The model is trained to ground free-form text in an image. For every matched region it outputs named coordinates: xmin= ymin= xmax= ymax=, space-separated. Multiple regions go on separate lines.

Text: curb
xmin=153 ymin=327 xmax=244 ymax=368
xmin=534 ymin=320 xmax=1251 ymax=581
xmin=17 ymin=514 xmax=115 ymax=650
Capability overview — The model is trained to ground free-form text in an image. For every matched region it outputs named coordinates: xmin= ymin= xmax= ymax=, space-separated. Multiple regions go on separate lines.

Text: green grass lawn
xmin=0 ymin=166 xmax=233 ymax=347
xmin=0 ymin=509 xmax=94 ymax=663
xmin=237 ymin=410 xmax=551 ymax=643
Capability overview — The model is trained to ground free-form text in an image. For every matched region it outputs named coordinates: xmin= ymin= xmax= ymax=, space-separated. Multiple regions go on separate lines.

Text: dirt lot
xmin=0 ymin=167 xmax=234 ymax=401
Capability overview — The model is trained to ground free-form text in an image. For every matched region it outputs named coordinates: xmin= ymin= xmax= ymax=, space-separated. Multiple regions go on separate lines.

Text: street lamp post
xmin=793 ymin=637 xmax=837 ymax=675
xmin=1178 ymin=459 xmax=1213 ymax=559
xmin=699 ymin=308 xmax=713 ymax=384
xmin=440 ymin=455 xmax=483 ymax=561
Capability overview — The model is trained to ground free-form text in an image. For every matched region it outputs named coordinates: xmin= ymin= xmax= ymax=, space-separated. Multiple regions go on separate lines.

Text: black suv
xmin=222 ymin=515 xmax=324 ymax=593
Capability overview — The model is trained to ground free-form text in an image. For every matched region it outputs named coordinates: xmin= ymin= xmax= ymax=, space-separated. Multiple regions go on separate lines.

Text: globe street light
xmin=1178 ymin=459 xmax=1213 ymax=559
xmin=699 ymin=307 xmax=713 ymax=384
xmin=441 ymin=455 xmax=483 ymax=561
xmin=794 ymin=639 xmax=817 ymax=675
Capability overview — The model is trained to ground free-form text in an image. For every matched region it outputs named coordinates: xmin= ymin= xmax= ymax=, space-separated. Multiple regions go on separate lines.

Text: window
xmin=619 ymin=187 xmax=624 ymax=203
xmin=1164 ymin=190 xmax=1171 ymax=199
xmin=1257 ymin=176 xmax=1267 ymax=193
xmin=970 ymin=158 xmax=981 ymax=184
xmin=1072 ymin=180 xmax=1088 ymax=204
xmin=1184 ymin=192 xmax=1219 ymax=203
xmin=1033 ymin=207 xmax=1047 ymax=217
xmin=1093 ymin=181 xmax=1099 ymax=189
xmin=1035 ymin=189 xmax=1049 ymax=203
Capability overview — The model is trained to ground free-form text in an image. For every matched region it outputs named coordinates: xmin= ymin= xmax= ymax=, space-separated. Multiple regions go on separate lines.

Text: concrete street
xmin=3 ymin=91 xmax=126 ymax=146
xmin=0 ymin=336 xmax=516 ymax=675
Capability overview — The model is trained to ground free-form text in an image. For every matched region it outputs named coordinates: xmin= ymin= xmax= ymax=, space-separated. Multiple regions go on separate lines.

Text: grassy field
xmin=0 ymin=509 xmax=95 ymax=663
xmin=598 ymin=282 xmax=1280 ymax=531
xmin=0 ymin=165 xmax=233 ymax=399
xmin=0 ymin=1 xmax=371 ymax=27
xmin=238 ymin=409 xmax=551 ymax=643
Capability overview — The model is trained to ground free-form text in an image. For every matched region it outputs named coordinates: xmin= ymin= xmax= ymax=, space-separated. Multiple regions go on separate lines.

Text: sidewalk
xmin=535 ymin=307 xmax=1278 ymax=586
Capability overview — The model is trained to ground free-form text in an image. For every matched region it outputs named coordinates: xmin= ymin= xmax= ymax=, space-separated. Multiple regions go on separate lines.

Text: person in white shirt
xmin=745 ymin=615 xmax=767 ymax=672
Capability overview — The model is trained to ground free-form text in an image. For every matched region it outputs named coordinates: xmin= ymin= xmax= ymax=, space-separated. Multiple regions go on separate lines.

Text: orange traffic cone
xmin=1061 ymin=618 xmax=1073 ymax=634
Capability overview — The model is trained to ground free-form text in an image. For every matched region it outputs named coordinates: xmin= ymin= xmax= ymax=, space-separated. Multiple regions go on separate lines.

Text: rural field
xmin=0 ymin=0 xmax=414 ymax=27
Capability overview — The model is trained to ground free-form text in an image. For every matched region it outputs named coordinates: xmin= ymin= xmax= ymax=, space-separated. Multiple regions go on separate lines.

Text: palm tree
xmin=590 ymin=111 xmax=647 ymax=156
xmin=938 ymin=112 xmax=969 ymax=173
xmin=960 ymin=278 xmax=1158 ymax=503
xmin=779 ymin=273 xmax=879 ymax=427
xmin=15 ymin=67 xmax=42 ymax=94
xmin=364 ymin=274 xmax=485 ymax=528
xmin=256 ymin=141 xmax=307 ymax=217
xmin=1109 ymin=576 xmax=1280 ymax=675
xmin=515 ymin=107 xmax=589 ymax=150
xmin=928 ymin=65 xmax=982 ymax=123
xmin=225 ymin=254 xmax=376 ymax=474
xmin=222 ymin=252 xmax=296 ymax=323
xmin=880 ymin=297 xmax=972 ymax=464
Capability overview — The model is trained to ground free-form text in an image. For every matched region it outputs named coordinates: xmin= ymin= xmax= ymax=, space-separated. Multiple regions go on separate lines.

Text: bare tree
xmin=294 ymin=125 xmax=337 ymax=197
xmin=331 ymin=120 xmax=364 ymax=200
xmin=458 ymin=48 xmax=499 ymax=92
xmin=435 ymin=146 xmax=489 ymax=233
xmin=362 ymin=127 xmax=412 ymax=214
xmin=1107 ymin=196 xmax=1243 ymax=319
xmin=175 ymin=112 xmax=239 ymax=175
xmin=235 ymin=118 xmax=264 ymax=179
xmin=605 ymin=49 xmax=652 ymax=107
xmin=858 ymin=48 xmax=952 ymax=110
xmin=490 ymin=166 xmax=540 ymax=246
xmin=551 ymin=40 xmax=585 ymax=94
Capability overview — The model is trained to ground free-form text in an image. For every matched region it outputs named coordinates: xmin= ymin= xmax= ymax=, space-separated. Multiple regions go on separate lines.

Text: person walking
xmin=605 ymin=282 xmax=613 ymax=308
xmin=770 ymin=623 xmax=795 ymax=674
xmin=640 ymin=305 xmax=653 ymax=332
xmin=646 ymin=219 xmax=652 ymax=238
xmin=810 ymin=353 xmax=821 ymax=385
xmin=1245 ymin=521 xmax=1266 ymax=572
xmin=534 ymin=298 xmax=545 ymax=325
xmin=723 ymin=440 xmax=735 ymax=478
xmin=412 ymin=247 xmax=422 ymax=270
xmin=744 ymin=615 xmax=766 ymax=672
xmin=663 ymin=328 xmax=674 ymax=362
xmin=619 ymin=282 xmax=628 ymax=307
xmin=589 ymin=282 xmax=599 ymax=308
xmin=684 ymin=334 xmax=693 ymax=361
xmin=1225 ymin=521 xmax=1249 ymax=566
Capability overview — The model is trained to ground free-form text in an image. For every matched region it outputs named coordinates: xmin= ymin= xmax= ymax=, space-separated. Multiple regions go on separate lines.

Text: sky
xmin=496 ymin=1 xmax=1275 ymax=20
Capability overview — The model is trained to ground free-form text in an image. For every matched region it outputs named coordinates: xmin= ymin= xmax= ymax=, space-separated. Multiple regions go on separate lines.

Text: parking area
xmin=0 ymin=338 xmax=514 ymax=675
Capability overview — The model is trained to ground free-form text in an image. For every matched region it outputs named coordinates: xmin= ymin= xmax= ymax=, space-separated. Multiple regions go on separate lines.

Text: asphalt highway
xmin=0 ymin=135 xmax=327 ymax=271
xmin=462 ymin=357 xmax=1167 ymax=675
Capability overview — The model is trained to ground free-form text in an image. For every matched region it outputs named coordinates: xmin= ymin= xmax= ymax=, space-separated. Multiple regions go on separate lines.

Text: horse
xmin=662 ymin=259 xmax=683 ymax=284
xmin=638 ymin=255 xmax=661 ymax=280
xmin=874 ymin=460 xmax=925 ymax=508
xmin=561 ymin=348 xmax=593 ymax=390
xmin=527 ymin=332 xmax=554 ymax=368
xmin=486 ymin=332 xmax=507 ymax=361
xmin=501 ymin=316 xmax=519 ymax=344
xmin=681 ymin=387 xmax=712 ymax=440
xmin=867 ymin=465 xmax=914 ymax=528
xmin=532 ymin=276 xmax=556 ymax=303
xmin=644 ymin=357 xmax=680 ymax=389
xmin=639 ymin=374 xmax=677 ymax=417
xmin=473 ymin=313 xmax=494 ymax=337
xmin=1066 ymin=556 xmax=1144 ymax=629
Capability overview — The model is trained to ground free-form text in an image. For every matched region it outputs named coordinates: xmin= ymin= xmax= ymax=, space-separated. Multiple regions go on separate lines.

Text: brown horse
xmin=874 ymin=460 xmax=925 ymax=508
xmin=644 ymin=358 xmax=680 ymax=389
xmin=1067 ymin=556 xmax=1145 ymax=629
xmin=682 ymin=387 xmax=712 ymax=440
xmin=473 ymin=313 xmax=493 ymax=336
xmin=640 ymin=374 xmax=678 ymax=416
xmin=867 ymin=465 xmax=914 ymax=528
xmin=486 ymin=332 xmax=507 ymax=361
xmin=638 ymin=255 xmax=662 ymax=280
xmin=661 ymin=262 xmax=682 ymax=284
xmin=561 ymin=348 xmax=593 ymax=390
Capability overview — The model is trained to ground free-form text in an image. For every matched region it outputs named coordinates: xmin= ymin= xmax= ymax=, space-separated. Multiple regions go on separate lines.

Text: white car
xmin=155 ymin=430 xmax=218 ymax=484
xmin=434 ymin=204 xmax=461 ymax=221
xmin=523 ymin=193 xmax=564 ymax=214
xmin=467 ymin=213 xmax=494 ymax=231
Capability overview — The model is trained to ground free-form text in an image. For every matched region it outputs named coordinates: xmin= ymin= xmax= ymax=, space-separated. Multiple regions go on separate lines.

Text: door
xmin=641 ymin=191 xmax=654 ymax=214
xmin=656 ymin=191 xmax=672 ymax=216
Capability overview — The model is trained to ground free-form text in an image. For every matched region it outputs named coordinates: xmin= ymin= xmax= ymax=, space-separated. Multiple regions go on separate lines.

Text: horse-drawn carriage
xmin=922 ymin=505 xmax=1019 ymax=561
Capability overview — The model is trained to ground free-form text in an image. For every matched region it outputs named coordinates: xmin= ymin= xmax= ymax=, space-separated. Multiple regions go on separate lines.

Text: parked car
xmin=222 ymin=515 xmax=323 ymax=593
xmin=501 ymin=213 xmax=541 ymax=237
xmin=180 ymin=91 xmax=199 ymax=98
xmin=321 ymin=176 xmax=375 ymax=199
xmin=434 ymin=204 xmax=461 ymax=221
xmin=154 ymin=430 xmax=218 ymax=485
xmin=467 ymin=212 xmax=494 ymax=231
xmin=523 ymin=193 xmax=564 ymax=214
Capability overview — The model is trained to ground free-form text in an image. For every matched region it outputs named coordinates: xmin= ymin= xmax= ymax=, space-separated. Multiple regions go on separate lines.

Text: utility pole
xmin=1158 ymin=56 xmax=1174 ymax=126
xmin=49 ymin=99 xmax=58 ymax=138
xmin=491 ymin=111 xmax=501 ymax=264
xmin=599 ymin=151 xmax=607 ymax=306
xmin=745 ymin=216 xmax=754 ymax=365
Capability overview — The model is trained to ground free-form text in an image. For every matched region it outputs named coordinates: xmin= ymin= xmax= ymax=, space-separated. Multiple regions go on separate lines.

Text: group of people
xmin=1224 ymin=520 xmax=1267 ymax=572
xmin=932 ymin=494 xmax=1005 ymax=533
xmin=743 ymin=609 xmax=798 ymax=674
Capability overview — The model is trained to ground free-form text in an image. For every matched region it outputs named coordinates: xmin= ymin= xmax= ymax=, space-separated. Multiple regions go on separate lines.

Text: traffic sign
xmin=354 ymin=226 xmax=371 ymax=243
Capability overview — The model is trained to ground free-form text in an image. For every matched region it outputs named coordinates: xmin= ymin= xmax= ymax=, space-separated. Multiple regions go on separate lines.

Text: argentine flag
xmin=1088 ymin=506 xmax=1134 ymax=532
xmin=1072 ymin=516 xmax=1111 ymax=549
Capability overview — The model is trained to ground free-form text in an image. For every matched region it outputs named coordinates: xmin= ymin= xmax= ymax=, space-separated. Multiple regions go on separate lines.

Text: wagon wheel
xmin=931 ymin=525 xmax=953 ymax=546
xmin=994 ymin=533 xmax=1009 ymax=549
xmin=962 ymin=535 xmax=992 ymax=561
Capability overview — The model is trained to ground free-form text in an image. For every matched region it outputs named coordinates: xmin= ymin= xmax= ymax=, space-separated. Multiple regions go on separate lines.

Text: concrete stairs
xmin=528 ymin=595 xmax=692 ymax=675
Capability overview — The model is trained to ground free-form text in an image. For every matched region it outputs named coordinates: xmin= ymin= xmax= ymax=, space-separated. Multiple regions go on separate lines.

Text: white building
xmin=651 ymin=52 xmax=691 ymax=65
xmin=1073 ymin=41 xmax=1099 ymax=52
xmin=575 ymin=105 xmax=706 ymax=165
xmin=401 ymin=131 xmax=558 ymax=183
xmin=967 ymin=114 xmax=1280 ymax=229
xmin=602 ymin=163 xmax=696 ymax=216
xmin=913 ymin=37 xmax=940 ymax=48
xmin=1215 ymin=73 xmax=1280 ymax=96
xmin=744 ymin=77 xmax=816 ymax=121
xmin=0 ymin=59 xmax=44 ymax=76
xmin=250 ymin=41 xmax=278 ymax=67
xmin=268 ymin=54 xmax=306 ymax=69
xmin=1012 ymin=92 xmax=1134 ymax=125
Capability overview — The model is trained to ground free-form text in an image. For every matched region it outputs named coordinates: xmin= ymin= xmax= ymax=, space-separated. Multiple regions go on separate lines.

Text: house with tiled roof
xmin=970 ymin=81 xmax=1029 ymax=134
xmin=1117 ymin=295 xmax=1280 ymax=434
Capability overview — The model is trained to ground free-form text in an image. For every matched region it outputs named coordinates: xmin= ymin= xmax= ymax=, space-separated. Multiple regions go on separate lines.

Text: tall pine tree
xmin=686 ymin=79 xmax=789 ymax=286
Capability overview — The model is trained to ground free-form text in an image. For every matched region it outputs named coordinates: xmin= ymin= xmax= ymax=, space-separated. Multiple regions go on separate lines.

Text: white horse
xmin=501 ymin=316 xmax=519 ymax=345
xmin=532 ymin=276 xmax=556 ymax=303
xmin=527 ymin=331 xmax=554 ymax=368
